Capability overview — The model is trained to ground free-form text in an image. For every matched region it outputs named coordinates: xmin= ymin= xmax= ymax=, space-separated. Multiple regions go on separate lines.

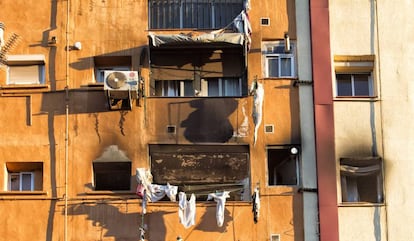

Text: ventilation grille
xmin=265 ymin=124 xmax=274 ymax=133
xmin=261 ymin=18 xmax=270 ymax=26
xmin=167 ymin=125 xmax=176 ymax=134
xmin=270 ymin=234 xmax=280 ymax=241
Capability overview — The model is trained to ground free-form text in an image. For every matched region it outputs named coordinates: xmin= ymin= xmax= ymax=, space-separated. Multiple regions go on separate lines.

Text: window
xmin=263 ymin=42 xmax=296 ymax=78
xmin=267 ymin=147 xmax=299 ymax=186
xmin=154 ymin=78 xmax=242 ymax=97
xmin=93 ymin=162 xmax=132 ymax=191
xmin=6 ymin=55 xmax=45 ymax=85
xmin=340 ymin=157 xmax=383 ymax=203
xmin=149 ymin=144 xmax=250 ymax=201
xmin=206 ymin=77 xmax=242 ymax=96
xmin=149 ymin=0 xmax=244 ymax=29
xmin=336 ymin=73 xmax=373 ymax=97
xmin=334 ymin=55 xmax=375 ymax=97
xmin=6 ymin=162 xmax=43 ymax=191
xmin=94 ymin=56 xmax=131 ymax=83
xmin=155 ymin=80 xmax=194 ymax=97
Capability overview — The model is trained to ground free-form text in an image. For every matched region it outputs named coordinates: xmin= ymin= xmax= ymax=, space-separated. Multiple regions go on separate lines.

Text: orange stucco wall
xmin=0 ymin=0 xmax=303 ymax=240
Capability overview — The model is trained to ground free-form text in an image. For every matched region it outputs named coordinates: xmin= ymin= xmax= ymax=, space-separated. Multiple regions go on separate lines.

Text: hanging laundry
xmin=141 ymin=189 xmax=147 ymax=215
xmin=136 ymin=183 xmax=145 ymax=198
xmin=252 ymin=187 xmax=260 ymax=223
xmin=207 ymin=191 xmax=230 ymax=227
xmin=251 ymin=81 xmax=264 ymax=145
xmin=178 ymin=192 xmax=196 ymax=229
xmin=147 ymin=183 xmax=178 ymax=202
xmin=136 ymin=168 xmax=178 ymax=202
xmin=0 ymin=22 xmax=4 ymax=52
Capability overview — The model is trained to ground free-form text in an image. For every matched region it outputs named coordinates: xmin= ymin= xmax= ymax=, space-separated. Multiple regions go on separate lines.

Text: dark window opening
xmin=93 ymin=162 xmax=131 ymax=191
xmin=267 ymin=147 xmax=299 ymax=186
xmin=340 ymin=157 xmax=383 ymax=203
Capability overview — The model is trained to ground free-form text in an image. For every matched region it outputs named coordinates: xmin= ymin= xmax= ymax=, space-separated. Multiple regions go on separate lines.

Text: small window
xmin=334 ymin=55 xmax=375 ymax=97
xmin=94 ymin=56 xmax=132 ymax=83
xmin=6 ymin=55 xmax=45 ymax=85
xmin=340 ymin=157 xmax=383 ymax=203
xmin=336 ymin=73 xmax=373 ymax=97
xmin=6 ymin=162 xmax=43 ymax=191
xmin=263 ymin=42 xmax=296 ymax=78
xmin=93 ymin=162 xmax=131 ymax=191
xmin=267 ymin=147 xmax=299 ymax=186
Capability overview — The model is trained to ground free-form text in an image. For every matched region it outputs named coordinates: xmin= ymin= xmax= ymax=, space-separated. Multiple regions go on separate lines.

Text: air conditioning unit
xmin=103 ymin=71 xmax=139 ymax=92
xmin=103 ymin=71 xmax=140 ymax=110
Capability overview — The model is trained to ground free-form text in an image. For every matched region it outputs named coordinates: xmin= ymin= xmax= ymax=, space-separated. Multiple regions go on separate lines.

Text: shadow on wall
xmin=66 ymin=200 xmax=233 ymax=240
xmin=66 ymin=203 xmax=140 ymax=241
xmin=179 ymin=98 xmax=238 ymax=143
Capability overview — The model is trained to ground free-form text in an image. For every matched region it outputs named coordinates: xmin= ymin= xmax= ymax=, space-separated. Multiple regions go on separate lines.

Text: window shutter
xmin=9 ymin=65 xmax=42 ymax=84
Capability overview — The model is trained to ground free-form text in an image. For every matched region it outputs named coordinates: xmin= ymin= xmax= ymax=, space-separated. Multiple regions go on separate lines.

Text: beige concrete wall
xmin=375 ymin=1 xmax=414 ymax=240
xmin=330 ymin=0 xmax=414 ymax=240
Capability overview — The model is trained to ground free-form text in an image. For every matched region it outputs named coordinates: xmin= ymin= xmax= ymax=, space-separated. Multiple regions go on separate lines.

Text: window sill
xmin=84 ymin=190 xmax=136 ymax=196
xmin=79 ymin=83 xmax=104 ymax=91
xmin=0 ymin=84 xmax=50 ymax=93
xmin=338 ymin=202 xmax=385 ymax=207
xmin=0 ymin=191 xmax=47 ymax=196
xmin=334 ymin=96 xmax=379 ymax=102
xmin=263 ymin=77 xmax=298 ymax=80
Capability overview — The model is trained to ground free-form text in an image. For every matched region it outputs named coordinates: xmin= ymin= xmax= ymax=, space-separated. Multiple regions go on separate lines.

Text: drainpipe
xmin=64 ymin=0 xmax=70 ymax=241
xmin=295 ymin=1 xmax=319 ymax=241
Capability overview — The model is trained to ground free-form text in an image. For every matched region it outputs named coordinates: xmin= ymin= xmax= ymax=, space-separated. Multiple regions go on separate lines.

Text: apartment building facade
xmin=327 ymin=0 xmax=414 ymax=241
xmin=0 ymin=1 xmax=320 ymax=241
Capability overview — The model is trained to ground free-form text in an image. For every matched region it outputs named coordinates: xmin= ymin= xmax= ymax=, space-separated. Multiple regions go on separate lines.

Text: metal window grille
xmin=149 ymin=0 xmax=243 ymax=29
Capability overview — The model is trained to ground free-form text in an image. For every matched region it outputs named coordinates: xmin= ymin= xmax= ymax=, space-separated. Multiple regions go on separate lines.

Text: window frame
xmin=335 ymin=72 xmax=374 ymax=97
xmin=8 ymin=172 xmax=34 ymax=191
xmin=263 ymin=41 xmax=296 ymax=78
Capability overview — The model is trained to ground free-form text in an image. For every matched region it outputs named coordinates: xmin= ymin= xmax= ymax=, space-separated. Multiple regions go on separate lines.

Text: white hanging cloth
xmin=178 ymin=192 xmax=196 ymax=229
xmin=136 ymin=168 xmax=178 ymax=202
xmin=252 ymin=187 xmax=260 ymax=223
xmin=207 ymin=191 xmax=230 ymax=227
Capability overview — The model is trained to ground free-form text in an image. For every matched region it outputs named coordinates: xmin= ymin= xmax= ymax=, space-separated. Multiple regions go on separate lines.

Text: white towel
xmin=178 ymin=192 xmax=196 ymax=228
xmin=207 ymin=191 xmax=230 ymax=227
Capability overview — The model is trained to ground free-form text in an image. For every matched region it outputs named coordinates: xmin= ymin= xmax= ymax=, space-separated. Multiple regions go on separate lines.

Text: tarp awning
xmin=149 ymin=32 xmax=245 ymax=47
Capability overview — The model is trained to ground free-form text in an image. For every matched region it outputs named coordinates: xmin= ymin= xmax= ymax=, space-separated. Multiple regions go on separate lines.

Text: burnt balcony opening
xmin=148 ymin=33 xmax=248 ymax=97
xmin=149 ymin=144 xmax=250 ymax=201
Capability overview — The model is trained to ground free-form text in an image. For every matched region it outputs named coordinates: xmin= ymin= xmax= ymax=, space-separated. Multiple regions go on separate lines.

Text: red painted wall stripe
xmin=309 ymin=1 xmax=340 ymax=241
